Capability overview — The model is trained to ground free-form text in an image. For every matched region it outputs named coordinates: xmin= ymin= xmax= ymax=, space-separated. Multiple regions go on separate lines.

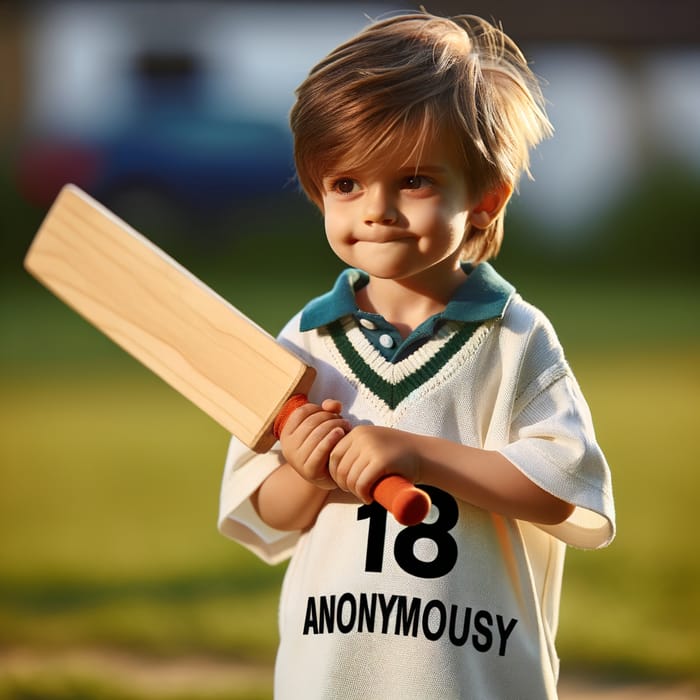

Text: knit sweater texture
xmin=219 ymin=275 xmax=615 ymax=699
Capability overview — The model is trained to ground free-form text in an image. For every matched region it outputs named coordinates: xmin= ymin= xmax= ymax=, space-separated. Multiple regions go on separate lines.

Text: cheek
xmin=421 ymin=212 xmax=468 ymax=258
xmin=421 ymin=206 xmax=468 ymax=246
xmin=442 ymin=198 xmax=469 ymax=236
xmin=324 ymin=208 xmax=343 ymax=243
xmin=323 ymin=207 xmax=354 ymax=262
xmin=449 ymin=210 xmax=469 ymax=240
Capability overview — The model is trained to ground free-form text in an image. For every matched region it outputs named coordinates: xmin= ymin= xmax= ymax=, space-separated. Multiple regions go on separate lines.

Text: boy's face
xmin=320 ymin=131 xmax=473 ymax=285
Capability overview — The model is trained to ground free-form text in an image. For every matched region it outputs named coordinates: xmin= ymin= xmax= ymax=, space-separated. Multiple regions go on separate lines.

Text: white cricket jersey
xmin=219 ymin=265 xmax=615 ymax=699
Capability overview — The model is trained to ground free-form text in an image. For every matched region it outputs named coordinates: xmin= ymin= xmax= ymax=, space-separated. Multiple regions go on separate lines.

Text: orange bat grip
xmin=274 ymin=394 xmax=431 ymax=526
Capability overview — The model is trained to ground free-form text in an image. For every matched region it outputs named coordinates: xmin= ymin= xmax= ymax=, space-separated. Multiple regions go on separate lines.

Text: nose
xmin=364 ymin=184 xmax=398 ymax=225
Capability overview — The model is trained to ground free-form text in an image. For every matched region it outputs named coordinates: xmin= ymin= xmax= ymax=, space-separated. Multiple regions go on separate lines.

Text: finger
xmin=305 ymin=418 xmax=351 ymax=457
xmin=328 ymin=436 xmax=360 ymax=494
xmin=280 ymin=402 xmax=322 ymax=437
xmin=330 ymin=433 xmax=388 ymax=504
xmin=353 ymin=465 xmax=383 ymax=504
xmin=286 ymin=405 xmax=346 ymax=443
xmin=343 ymin=457 xmax=376 ymax=504
xmin=321 ymin=398 xmax=343 ymax=414
xmin=305 ymin=426 xmax=347 ymax=489
xmin=328 ymin=433 xmax=349 ymax=480
xmin=294 ymin=416 xmax=347 ymax=470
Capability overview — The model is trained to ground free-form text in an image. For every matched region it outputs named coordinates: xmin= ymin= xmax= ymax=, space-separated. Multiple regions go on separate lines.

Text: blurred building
xmin=4 ymin=1 xmax=700 ymax=247
xmin=8 ymin=2 xmax=392 ymax=229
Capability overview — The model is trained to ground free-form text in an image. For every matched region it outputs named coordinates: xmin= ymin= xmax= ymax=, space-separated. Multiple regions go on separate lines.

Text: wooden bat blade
xmin=24 ymin=184 xmax=315 ymax=452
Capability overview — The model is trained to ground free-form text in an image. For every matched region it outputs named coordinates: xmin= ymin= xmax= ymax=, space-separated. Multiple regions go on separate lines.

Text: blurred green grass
xmin=1 ymin=221 xmax=699 ymax=697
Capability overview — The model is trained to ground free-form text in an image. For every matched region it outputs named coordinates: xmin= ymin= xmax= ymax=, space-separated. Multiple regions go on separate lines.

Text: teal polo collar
xmin=299 ymin=262 xmax=514 ymax=332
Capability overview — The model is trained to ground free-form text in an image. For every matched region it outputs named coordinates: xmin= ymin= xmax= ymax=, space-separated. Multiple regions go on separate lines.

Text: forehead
xmin=326 ymin=126 xmax=463 ymax=177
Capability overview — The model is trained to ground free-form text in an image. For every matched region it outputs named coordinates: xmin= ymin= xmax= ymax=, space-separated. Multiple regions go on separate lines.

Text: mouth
xmin=352 ymin=231 xmax=413 ymax=244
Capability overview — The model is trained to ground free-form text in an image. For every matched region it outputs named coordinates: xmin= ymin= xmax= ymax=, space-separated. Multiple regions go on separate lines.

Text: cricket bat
xmin=24 ymin=184 xmax=431 ymax=526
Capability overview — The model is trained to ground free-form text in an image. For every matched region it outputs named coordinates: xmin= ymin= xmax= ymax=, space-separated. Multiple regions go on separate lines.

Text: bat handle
xmin=371 ymin=475 xmax=432 ymax=526
xmin=275 ymin=395 xmax=432 ymax=526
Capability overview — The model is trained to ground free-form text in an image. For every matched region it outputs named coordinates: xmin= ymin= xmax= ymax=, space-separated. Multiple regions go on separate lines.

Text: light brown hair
xmin=289 ymin=12 xmax=553 ymax=264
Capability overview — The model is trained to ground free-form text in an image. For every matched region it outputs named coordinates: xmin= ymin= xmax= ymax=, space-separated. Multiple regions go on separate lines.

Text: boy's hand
xmin=329 ymin=426 xmax=422 ymax=504
xmin=279 ymin=399 xmax=350 ymax=490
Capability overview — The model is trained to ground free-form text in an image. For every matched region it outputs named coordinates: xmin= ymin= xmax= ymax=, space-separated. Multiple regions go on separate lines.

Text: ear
xmin=468 ymin=182 xmax=513 ymax=229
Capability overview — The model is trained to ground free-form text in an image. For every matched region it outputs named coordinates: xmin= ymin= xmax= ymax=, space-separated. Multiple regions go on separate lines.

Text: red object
xmin=274 ymin=394 xmax=431 ymax=526
xmin=273 ymin=393 xmax=309 ymax=440
xmin=16 ymin=141 xmax=103 ymax=207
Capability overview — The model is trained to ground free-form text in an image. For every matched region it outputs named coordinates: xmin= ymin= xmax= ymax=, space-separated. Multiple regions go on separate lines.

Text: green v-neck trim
xmin=327 ymin=317 xmax=483 ymax=410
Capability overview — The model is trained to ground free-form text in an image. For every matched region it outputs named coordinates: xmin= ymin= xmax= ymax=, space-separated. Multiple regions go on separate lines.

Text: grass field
xmin=1 ymin=231 xmax=698 ymax=697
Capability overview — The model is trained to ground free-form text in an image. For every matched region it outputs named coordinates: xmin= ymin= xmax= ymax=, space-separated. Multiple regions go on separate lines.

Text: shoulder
xmin=501 ymin=293 xmax=554 ymax=333
xmin=497 ymin=294 xmax=569 ymax=381
xmin=277 ymin=310 xmax=310 ymax=353
xmin=278 ymin=310 xmax=305 ymax=343
xmin=276 ymin=268 xmax=360 ymax=357
xmin=500 ymin=294 xmax=562 ymax=348
xmin=276 ymin=310 xmax=330 ymax=369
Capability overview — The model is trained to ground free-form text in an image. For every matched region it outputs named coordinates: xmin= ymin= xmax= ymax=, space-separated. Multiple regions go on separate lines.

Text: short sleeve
xmin=218 ymin=436 xmax=301 ymax=564
xmin=499 ymin=370 xmax=616 ymax=550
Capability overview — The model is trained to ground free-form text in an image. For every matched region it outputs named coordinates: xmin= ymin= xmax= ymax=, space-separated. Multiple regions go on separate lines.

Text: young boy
xmin=219 ymin=11 xmax=615 ymax=699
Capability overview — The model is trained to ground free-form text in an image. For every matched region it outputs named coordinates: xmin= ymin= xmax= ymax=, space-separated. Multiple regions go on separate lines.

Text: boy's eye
xmin=402 ymin=175 xmax=429 ymax=190
xmin=333 ymin=178 xmax=358 ymax=194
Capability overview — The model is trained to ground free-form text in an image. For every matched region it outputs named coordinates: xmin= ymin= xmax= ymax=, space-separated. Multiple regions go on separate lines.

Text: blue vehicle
xmin=16 ymin=112 xmax=295 ymax=228
xmin=16 ymin=41 xmax=297 ymax=238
